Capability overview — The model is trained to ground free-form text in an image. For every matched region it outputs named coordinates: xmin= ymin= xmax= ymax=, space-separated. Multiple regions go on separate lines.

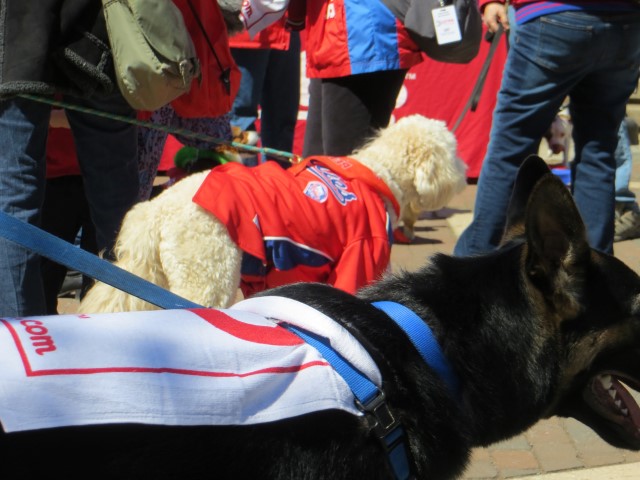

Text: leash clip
xmin=356 ymin=391 xmax=413 ymax=479
xmin=355 ymin=391 xmax=400 ymax=440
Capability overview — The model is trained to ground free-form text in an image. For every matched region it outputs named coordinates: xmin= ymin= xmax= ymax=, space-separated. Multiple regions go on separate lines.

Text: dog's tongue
xmin=595 ymin=374 xmax=640 ymax=435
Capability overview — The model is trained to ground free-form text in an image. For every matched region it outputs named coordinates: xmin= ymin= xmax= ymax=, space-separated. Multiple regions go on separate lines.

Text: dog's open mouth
xmin=584 ymin=373 xmax=640 ymax=446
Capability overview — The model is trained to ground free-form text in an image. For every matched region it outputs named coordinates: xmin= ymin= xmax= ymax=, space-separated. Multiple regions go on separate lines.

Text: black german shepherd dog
xmin=2 ymin=155 xmax=639 ymax=479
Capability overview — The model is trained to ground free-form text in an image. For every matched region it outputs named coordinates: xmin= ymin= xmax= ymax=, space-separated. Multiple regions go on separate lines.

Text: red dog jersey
xmin=192 ymin=157 xmax=399 ymax=297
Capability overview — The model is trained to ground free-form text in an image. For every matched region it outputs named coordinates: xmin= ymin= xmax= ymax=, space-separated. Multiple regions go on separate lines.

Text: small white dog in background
xmin=542 ymin=106 xmax=573 ymax=166
xmin=78 ymin=115 xmax=467 ymax=313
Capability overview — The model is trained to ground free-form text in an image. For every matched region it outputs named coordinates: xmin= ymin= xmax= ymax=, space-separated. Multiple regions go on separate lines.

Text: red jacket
xmin=228 ymin=18 xmax=291 ymax=50
xmin=192 ymin=157 xmax=399 ymax=297
xmin=169 ymin=0 xmax=241 ymax=118
xmin=304 ymin=0 xmax=423 ymax=78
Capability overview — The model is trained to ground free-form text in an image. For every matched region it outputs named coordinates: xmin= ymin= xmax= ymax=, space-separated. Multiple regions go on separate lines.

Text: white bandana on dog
xmin=0 ymin=297 xmax=381 ymax=433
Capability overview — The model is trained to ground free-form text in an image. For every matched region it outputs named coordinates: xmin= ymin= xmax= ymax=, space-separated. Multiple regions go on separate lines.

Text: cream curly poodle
xmin=78 ymin=115 xmax=466 ymax=313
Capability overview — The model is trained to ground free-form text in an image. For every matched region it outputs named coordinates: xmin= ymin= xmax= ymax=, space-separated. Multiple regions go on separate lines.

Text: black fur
xmin=2 ymin=156 xmax=639 ymax=479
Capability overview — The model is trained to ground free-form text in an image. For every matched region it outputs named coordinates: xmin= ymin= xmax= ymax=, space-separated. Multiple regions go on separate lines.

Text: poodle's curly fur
xmin=78 ymin=115 xmax=466 ymax=313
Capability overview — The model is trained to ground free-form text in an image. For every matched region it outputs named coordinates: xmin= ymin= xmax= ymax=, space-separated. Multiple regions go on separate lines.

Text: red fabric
xmin=288 ymin=156 xmax=399 ymax=216
xmin=192 ymin=159 xmax=392 ymax=296
xmin=169 ymin=0 xmax=241 ymax=118
xmin=228 ymin=19 xmax=291 ymax=50
xmin=45 ymin=127 xmax=80 ymax=178
xmin=158 ymin=135 xmax=185 ymax=172
xmin=303 ymin=0 xmax=423 ymax=78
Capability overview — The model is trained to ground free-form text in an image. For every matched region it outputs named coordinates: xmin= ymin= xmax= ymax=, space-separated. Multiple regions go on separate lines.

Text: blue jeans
xmin=0 ymin=93 xmax=139 ymax=316
xmin=615 ymin=119 xmax=636 ymax=204
xmin=455 ymin=11 xmax=640 ymax=256
xmin=230 ymin=31 xmax=301 ymax=165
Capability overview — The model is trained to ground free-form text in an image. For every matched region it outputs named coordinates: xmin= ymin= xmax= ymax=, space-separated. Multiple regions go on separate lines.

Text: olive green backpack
xmin=102 ymin=0 xmax=200 ymax=111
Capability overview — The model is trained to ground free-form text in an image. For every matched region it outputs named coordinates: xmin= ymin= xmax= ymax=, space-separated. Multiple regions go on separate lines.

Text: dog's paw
xmin=393 ymin=226 xmax=414 ymax=244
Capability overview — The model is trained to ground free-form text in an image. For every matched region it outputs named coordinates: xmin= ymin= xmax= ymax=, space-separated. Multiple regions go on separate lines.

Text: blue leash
xmin=0 ymin=211 xmax=201 ymax=310
xmin=284 ymin=324 xmax=413 ymax=480
xmin=285 ymin=302 xmax=460 ymax=479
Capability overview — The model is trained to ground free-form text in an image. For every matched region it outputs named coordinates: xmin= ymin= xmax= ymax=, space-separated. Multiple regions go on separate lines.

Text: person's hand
xmin=482 ymin=2 xmax=509 ymax=33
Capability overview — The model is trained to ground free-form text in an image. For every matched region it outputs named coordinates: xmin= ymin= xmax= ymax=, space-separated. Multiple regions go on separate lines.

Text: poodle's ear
xmin=412 ymin=147 xmax=466 ymax=212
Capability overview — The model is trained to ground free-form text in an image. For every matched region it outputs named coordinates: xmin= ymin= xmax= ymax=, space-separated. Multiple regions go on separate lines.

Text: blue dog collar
xmin=372 ymin=301 xmax=460 ymax=397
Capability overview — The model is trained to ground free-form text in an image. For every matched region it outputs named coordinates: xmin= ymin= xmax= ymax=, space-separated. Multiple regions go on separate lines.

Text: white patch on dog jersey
xmin=0 ymin=297 xmax=380 ymax=433
xmin=304 ymin=181 xmax=329 ymax=203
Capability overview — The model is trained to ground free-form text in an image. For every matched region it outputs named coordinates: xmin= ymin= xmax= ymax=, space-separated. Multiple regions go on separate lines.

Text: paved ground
xmin=58 ymin=148 xmax=640 ymax=479
xmin=389 ymin=147 xmax=640 ymax=479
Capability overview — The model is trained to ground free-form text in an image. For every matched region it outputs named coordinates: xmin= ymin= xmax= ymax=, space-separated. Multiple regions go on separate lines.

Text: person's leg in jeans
xmin=230 ymin=47 xmax=270 ymax=132
xmin=40 ymin=175 xmax=87 ymax=314
xmin=0 ymin=96 xmax=50 ymax=316
xmin=229 ymin=48 xmax=270 ymax=166
xmin=454 ymin=17 xmax=570 ymax=256
xmin=303 ymin=69 xmax=406 ymax=157
xmin=68 ymin=91 xmax=139 ymax=259
xmin=569 ymin=14 xmax=640 ymax=253
xmin=615 ymin=119 xmax=636 ymax=205
xmin=455 ymin=11 xmax=640 ymax=256
xmin=260 ymin=31 xmax=301 ymax=167
xmin=614 ymin=117 xmax=640 ymax=241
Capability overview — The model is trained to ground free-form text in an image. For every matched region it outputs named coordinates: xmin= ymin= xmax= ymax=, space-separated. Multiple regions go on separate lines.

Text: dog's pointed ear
xmin=524 ymin=171 xmax=590 ymax=315
xmin=501 ymin=155 xmax=553 ymax=245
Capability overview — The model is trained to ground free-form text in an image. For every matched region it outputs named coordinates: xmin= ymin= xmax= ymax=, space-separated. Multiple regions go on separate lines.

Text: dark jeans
xmin=0 ymin=93 xmax=138 ymax=316
xmin=40 ymin=175 xmax=97 ymax=314
xmin=230 ymin=31 xmax=301 ymax=167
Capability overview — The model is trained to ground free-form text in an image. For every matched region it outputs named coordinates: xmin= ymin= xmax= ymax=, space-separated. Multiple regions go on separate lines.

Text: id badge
xmin=432 ymin=5 xmax=462 ymax=44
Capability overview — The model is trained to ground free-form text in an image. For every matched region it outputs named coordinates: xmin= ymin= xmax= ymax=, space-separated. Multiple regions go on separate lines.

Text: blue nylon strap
xmin=372 ymin=301 xmax=459 ymax=396
xmin=283 ymin=324 xmax=412 ymax=480
xmin=0 ymin=211 xmax=202 ymax=310
xmin=283 ymin=324 xmax=380 ymax=405
xmin=387 ymin=437 xmax=411 ymax=480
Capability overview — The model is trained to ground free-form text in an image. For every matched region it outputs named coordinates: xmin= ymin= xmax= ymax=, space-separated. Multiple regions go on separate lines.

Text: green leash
xmin=18 ymin=94 xmax=301 ymax=164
